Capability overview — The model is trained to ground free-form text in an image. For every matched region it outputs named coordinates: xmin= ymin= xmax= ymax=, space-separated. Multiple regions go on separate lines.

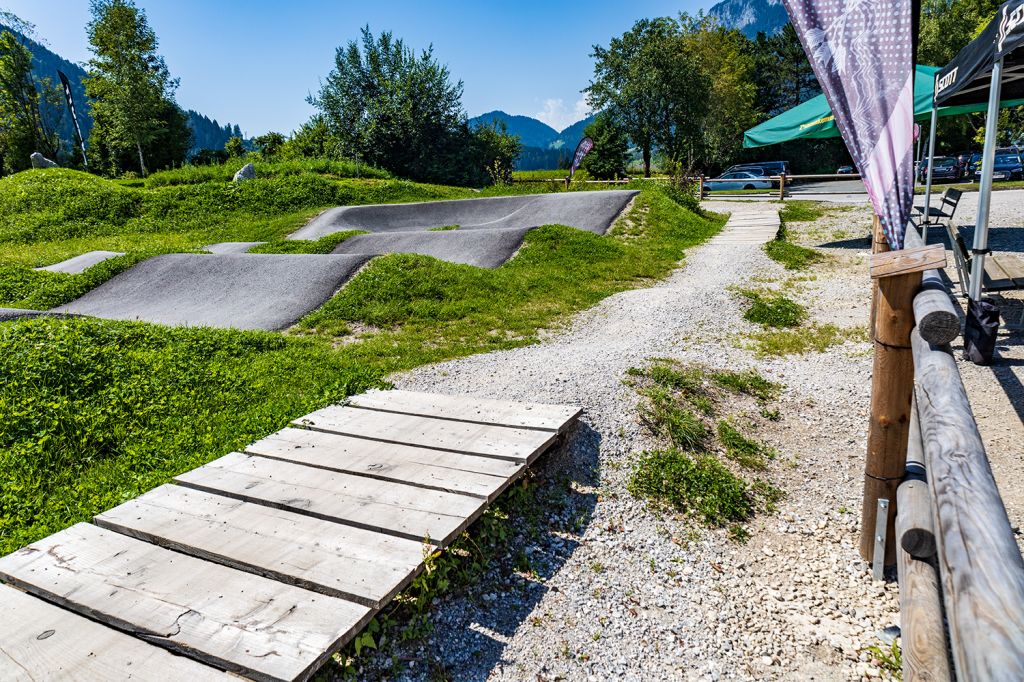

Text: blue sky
xmin=2 ymin=0 xmax=711 ymax=135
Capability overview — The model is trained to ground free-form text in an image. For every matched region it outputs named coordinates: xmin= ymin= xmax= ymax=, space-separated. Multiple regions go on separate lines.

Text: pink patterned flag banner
xmin=782 ymin=0 xmax=915 ymax=249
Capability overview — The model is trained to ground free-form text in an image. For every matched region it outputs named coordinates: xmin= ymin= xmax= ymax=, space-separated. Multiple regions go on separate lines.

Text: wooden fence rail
xmin=893 ymin=230 xmax=1024 ymax=679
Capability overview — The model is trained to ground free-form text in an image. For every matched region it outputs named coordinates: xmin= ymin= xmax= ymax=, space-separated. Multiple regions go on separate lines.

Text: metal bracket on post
xmin=872 ymin=498 xmax=890 ymax=580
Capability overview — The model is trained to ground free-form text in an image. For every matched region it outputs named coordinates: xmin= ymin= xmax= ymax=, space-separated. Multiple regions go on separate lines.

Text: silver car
xmin=711 ymin=171 xmax=773 ymax=191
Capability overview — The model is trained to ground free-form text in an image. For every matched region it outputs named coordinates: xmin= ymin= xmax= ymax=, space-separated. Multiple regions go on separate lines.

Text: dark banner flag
xmin=568 ymin=137 xmax=594 ymax=180
xmin=782 ymin=0 xmax=915 ymax=249
xmin=57 ymin=70 xmax=88 ymax=168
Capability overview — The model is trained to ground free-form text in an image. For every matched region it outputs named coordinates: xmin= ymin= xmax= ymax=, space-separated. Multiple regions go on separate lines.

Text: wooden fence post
xmin=698 ymin=175 xmax=705 ymax=200
xmin=860 ymin=224 xmax=946 ymax=565
xmin=779 ymin=173 xmax=786 ymax=200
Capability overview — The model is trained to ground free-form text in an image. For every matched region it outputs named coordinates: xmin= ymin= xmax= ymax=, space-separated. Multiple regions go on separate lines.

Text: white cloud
xmin=534 ymin=97 xmax=593 ymax=132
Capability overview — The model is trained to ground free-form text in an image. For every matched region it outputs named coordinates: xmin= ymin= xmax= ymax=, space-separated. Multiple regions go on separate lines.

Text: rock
xmin=30 ymin=152 xmax=58 ymax=169
xmin=232 ymin=162 xmax=255 ymax=182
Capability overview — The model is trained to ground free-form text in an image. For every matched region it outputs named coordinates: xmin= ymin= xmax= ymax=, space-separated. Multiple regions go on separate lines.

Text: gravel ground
xmin=352 ymin=196 xmax=1023 ymax=681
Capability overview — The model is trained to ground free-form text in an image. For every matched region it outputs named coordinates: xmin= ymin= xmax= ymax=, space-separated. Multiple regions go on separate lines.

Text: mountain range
xmin=707 ymin=0 xmax=789 ymax=38
xmin=468 ymin=110 xmax=598 ymax=170
xmin=2 ymin=22 xmax=245 ymax=159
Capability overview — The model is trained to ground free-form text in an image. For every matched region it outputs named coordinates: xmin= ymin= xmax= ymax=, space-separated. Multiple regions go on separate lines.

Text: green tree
xmin=678 ymin=14 xmax=757 ymax=169
xmin=253 ymin=131 xmax=285 ymax=157
xmin=309 ymin=27 xmax=474 ymax=184
xmin=472 ymin=121 xmax=522 ymax=185
xmin=581 ymin=112 xmax=629 ymax=179
xmin=751 ymin=24 xmax=818 ymax=118
xmin=281 ymin=115 xmax=340 ymax=159
xmin=224 ymin=135 xmax=245 ymax=158
xmin=586 ymin=17 xmax=708 ymax=176
xmin=0 ymin=25 xmax=63 ymax=174
xmin=85 ymin=0 xmax=188 ymax=176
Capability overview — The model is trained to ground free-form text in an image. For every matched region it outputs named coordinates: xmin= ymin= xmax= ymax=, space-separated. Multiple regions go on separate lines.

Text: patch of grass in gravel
xmin=248 ymin=230 xmax=366 ymax=254
xmin=778 ymin=200 xmax=829 ymax=223
xmin=765 ymin=228 xmax=827 ymax=271
xmin=629 ymin=449 xmax=754 ymax=525
xmin=736 ymin=288 xmax=807 ymax=328
xmin=716 ymin=420 xmax=775 ymax=470
xmin=747 ymin=323 xmax=868 ymax=357
xmin=626 ymin=359 xmax=786 ymax=529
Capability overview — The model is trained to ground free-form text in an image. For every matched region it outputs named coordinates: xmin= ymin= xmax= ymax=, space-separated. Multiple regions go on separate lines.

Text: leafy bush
xmin=144 ymin=158 xmax=391 ymax=187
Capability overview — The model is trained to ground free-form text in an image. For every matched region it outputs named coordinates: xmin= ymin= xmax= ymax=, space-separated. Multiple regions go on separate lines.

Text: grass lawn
xmin=913 ymin=179 xmax=1024 ymax=193
xmin=0 ymin=164 xmax=723 ymax=555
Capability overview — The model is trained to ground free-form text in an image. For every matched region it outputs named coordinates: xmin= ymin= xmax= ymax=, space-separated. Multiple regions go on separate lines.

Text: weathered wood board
xmin=0 ymin=523 xmax=371 ymax=682
xmin=94 ymin=484 xmax=429 ymax=607
xmin=175 ymin=451 xmax=485 ymax=544
xmin=347 ymin=389 xmax=581 ymax=432
xmin=245 ymin=426 xmax=520 ymax=499
xmin=0 ymin=389 xmax=582 ymax=682
xmin=0 ymin=583 xmax=230 ymax=681
xmin=296 ymin=405 xmax=555 ymax=463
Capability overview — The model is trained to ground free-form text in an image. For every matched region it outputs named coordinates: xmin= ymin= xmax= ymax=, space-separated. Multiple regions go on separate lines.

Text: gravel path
xmin=351 ymin=194 xmax=1023 ymax=681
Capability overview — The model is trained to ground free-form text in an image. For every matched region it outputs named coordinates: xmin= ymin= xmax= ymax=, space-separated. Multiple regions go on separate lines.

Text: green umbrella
xmin=743 ymin=65 xmax=1024 ymax=148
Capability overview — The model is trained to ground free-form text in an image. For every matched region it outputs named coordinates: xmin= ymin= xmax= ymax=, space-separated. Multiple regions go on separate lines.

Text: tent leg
xmin=968 ymin=58 xmax=1003 ymax=302
xmin=922 ymin=106 xmax=938 ymax=242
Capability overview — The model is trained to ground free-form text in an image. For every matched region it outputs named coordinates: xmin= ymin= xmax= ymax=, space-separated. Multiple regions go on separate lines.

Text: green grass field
xmin=0 ymin=164 xmax=724 ymax=555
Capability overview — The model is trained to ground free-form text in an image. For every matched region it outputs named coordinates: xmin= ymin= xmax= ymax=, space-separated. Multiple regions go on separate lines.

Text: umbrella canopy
xmin=934 ymin=0 xmax=1024 ymax=106
xmin=743 ymin=64 xmax=1024 ymax=148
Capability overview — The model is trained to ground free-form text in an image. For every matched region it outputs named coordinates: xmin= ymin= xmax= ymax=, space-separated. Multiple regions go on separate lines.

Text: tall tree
xmin=586 ymin=18 xmax=697 ymax=177
xmin=0 ymin=18 xmax=63 ymax=174
xmin=85 ymin=0 xmax=187 ymax=176
xmin=581 ymin=112 xmax=629 ymax=179
xmin=678 ymin=14 xmax=758 ymax=169
xmin=309 ymin=27 xmax=471 ymax=183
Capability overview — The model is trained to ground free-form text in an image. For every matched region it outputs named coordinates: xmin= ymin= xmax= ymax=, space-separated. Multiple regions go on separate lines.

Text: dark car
xmin=918 ymin=156 xmax=962 ymax=183
xmin=837 ymin=165 xmax=855 ymax=174
xmin=978 ymin=149 xmax=1024 ymax=181
xmin=725 ymin=161 xmax=789 ymax=187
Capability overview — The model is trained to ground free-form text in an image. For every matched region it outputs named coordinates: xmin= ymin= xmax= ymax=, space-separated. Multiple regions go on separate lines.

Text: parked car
xmin=917 ymin=156 xmax=962 ymax=183
xmin=710 ymin=171 xmax=773 ymax=191
xmin=989 ymin=150 xmax=1024 ymax=181
xmin=724 ymin=162 xmax=789 ymax=187
xmin=837 ymin=165 xmax=855 ymax=174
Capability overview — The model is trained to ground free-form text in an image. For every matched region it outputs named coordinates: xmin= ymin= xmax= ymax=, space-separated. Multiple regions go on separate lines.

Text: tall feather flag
xmin=568 ymin=137 xmax=594 ymax=181
xmin=57 ymin=70 xmax=88 ymax=168
xmin=782 ymin=0 xmax=915 ymax=249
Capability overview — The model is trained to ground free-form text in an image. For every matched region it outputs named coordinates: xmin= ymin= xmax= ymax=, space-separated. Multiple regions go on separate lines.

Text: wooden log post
xmin=899 ymin=398 xmax=937 ymax=559
xmin=912 ymin=329 xmax=1024 ymax=679
xmin=698 ymin=175 xmax=705 ymax=200
xmin=897 ymin=537 xmax=953 ymax=682
xmin=778 ymin=173 xmax=786 ymax=201
xmin=860 ymin=231 xmax=947 ymax=565
xmin=904 ymin=225 xmax=961 ymax=345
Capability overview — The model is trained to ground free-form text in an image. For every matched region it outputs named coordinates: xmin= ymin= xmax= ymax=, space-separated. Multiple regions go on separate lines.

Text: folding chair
xmin=915 ymin=187 xmax=962 ymax=223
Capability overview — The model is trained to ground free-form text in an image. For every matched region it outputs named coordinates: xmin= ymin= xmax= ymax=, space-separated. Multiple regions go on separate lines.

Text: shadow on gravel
xmin=421 ymin=421 xmax=602 ymax=680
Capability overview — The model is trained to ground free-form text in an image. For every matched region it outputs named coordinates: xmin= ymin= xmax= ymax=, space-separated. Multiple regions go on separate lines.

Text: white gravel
xmin=351 ymin=195 xmax=1024 ymax=681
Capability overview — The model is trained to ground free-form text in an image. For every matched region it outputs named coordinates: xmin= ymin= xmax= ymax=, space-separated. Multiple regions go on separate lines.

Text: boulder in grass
xmin=30 ymin=152 xmax=58 ymax=168
xmin=233 ymin=162 xmax=255 ymax=182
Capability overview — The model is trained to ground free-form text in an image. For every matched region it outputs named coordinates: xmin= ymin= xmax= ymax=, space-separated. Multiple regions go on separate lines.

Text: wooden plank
xmin=912 ymin=329 xmax=1024 ymax=680
xmin=897 ymin=550 xmax=953 ymax=682
xmin=245 ymin=427 xmax=521 ymax=500
xmin=870 ymin=245 xmax=947 ymax=279
xmin=994 ymin=254 xmax=1024 ymax=285
xmin=346 ymin=389 xmax=581 ymax=433
xmin=295 ymin=405 xmax=556 ymax=463
xmin=983 ymin=258 xmax=1016 ymax=291
xmin=0 ymin=523 xmax=371 ymax=682
xmin=175 ymin=452 xmax=484 ymax=545
xmin=0 ymin=583 xmax=229 ymax=681
xmin=95 ymin=484 xmax=429 ymax=608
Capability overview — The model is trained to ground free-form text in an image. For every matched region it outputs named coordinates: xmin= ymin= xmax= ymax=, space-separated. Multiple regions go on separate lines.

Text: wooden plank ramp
xmin=0 ymin=390 xmax=579 ymax=682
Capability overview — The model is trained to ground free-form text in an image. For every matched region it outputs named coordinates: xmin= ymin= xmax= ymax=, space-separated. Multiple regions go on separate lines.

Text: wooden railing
xmin=889 ymin=226 xmax=1024 ymax=680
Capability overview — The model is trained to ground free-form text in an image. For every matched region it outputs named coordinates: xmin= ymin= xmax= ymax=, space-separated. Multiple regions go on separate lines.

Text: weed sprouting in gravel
xmin=737 ymin=288 xmax=807 ymax=328
xmin=628 ymin=449 xmax=754 ymax=525
xmin=625 ymin=359 xmax=786 ymax=532
xmin=716 ymin=420 xmax=775 ymax=470
xmin=764 ymin=223 xmax=827 ymax=271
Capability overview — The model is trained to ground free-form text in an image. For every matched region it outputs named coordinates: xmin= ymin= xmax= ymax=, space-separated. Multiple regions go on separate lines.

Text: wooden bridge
xmin=0 ymin=390 xmax=580 ymax=681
